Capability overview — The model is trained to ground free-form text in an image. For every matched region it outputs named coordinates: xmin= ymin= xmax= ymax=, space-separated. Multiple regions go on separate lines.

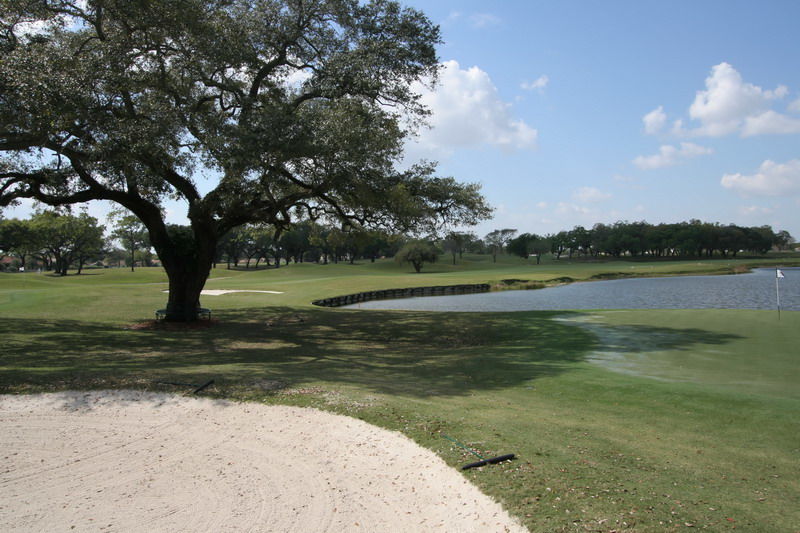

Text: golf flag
xmin=776 ymin=269 xmax=785 ymax=279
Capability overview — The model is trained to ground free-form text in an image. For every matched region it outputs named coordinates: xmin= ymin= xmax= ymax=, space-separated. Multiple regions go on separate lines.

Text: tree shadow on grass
xmin=555 ymin=315 xmax=750 ymax=386
xmin=0 ymin=308 xmax=742 ymax=397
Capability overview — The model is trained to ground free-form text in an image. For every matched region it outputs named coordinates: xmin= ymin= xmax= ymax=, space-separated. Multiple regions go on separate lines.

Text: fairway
xmin=1 ymin=257 xmax=799 ymax=532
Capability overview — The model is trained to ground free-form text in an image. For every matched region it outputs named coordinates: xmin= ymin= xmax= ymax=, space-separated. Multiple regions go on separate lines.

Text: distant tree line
xmin=0 ymin=211 xmax=106 ymax=274
xmin=0 ymin=211 xmax=414 ymax=273
xmin=2 ymin=212 xmax=794 ymax=275
xmin=505 ymin=220 xmax=794 ymax=262
xmin=212 ymin=221 xmax=407 ymax=269
xmin=0 ymin=210 xmax=158 ymax=274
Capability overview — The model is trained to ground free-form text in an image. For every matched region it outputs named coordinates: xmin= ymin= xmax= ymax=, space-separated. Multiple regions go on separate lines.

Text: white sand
xmin=200 ymin=289 xmax=284 ymax=296
xmin=161 ymin=289 xmax=284 ymax=295
xmin=0 ymin=391 xmax=526 ymax=532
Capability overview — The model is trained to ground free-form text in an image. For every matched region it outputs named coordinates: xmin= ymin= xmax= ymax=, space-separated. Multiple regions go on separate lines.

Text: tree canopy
xmin=0 ymin=216 xmax=39 ymax=268
xmin=30 ymin=210 xmax=105 ymax=275
xmin=394 ymin=240 xmax=437 ymax=273
xmin=0 ymin=0 xmax=491 ymax=319
xmin=504 ymin=220 xmax=792 ymax=262
xmin=484 ymin=228 xmax=517 ymax=262
xmin=110 ymin=213 xmax=148 ymax=271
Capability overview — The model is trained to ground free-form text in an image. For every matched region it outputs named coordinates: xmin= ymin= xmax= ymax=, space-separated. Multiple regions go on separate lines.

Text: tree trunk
xmin=53 ymin=253 xmax=68 ymax=275
xmin=162 ymin=262 xmax=210 ymax=321
xmin=149 ymin=223 xmax=217 ymax=322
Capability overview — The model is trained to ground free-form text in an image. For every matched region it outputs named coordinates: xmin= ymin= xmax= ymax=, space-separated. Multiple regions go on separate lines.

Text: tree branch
xmin=137 ymin=153 xmax=200 ymax=204
xmin=249 ymin=48 xmax=289 ymax=98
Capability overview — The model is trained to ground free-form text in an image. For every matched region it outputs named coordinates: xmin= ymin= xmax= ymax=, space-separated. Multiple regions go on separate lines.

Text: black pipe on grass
xmin=461 ymin=453 xmax=516 ymax=470
xmin=442 ymin=434 xmax=516 ymax=470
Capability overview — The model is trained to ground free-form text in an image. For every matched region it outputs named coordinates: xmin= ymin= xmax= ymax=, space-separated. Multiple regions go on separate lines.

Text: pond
xmin=346 ymin=267 xmax=799 ymax=312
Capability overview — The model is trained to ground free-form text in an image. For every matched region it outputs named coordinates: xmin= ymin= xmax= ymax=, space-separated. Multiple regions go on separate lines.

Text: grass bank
xmin=1 ymin=255 xmax=798 ymax=532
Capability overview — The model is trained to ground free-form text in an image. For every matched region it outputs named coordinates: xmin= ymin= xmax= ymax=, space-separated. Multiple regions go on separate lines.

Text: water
xmin=346 ymin=267 xmax=800 ymax=312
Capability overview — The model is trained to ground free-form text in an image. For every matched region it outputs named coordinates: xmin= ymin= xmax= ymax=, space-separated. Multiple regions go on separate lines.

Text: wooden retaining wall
xmin=311 ymin=283 xmax=491 ymax=308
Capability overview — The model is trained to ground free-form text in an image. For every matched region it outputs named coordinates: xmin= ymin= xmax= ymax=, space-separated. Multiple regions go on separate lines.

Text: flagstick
xmin=776 ymin=269 xmax=781 ymax=321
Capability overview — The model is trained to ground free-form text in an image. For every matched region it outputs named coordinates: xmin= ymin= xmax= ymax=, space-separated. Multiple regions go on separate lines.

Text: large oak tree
xmin=1 ymin=0 xmax=491 ymax=320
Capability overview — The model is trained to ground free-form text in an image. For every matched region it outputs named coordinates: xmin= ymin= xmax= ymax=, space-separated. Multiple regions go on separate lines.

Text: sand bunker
xmin=0 ymin=391 xmax=525 ymax=532
xmin=200 ymin=289 xmax=284 ymax=296
xmin=161 ymin=289 xmax=284 ymax=296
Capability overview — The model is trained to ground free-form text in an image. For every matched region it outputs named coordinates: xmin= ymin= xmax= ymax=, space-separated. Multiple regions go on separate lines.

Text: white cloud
xmin=738 ymin=205 xmax=774 ymax=216
xmin=15 ymin=19 xmax=52 ymax=37
xmin=741 ymin=110 xmax=800 ymax=136
xmin=282 ymin=66 xmax=313 ymax=88
xmin=685 ymin=62 xmax=795 ymax=137
xmin=671 ymin=119 xmax=687 ymax=136
xmin=555 ymin=202 xmax=590 ymax=215
xmin=408 ymin=60 xmax=538 ymax=157
xmin=633 ymin=142 xmax=713 ymax=170
xmin=573 ymin=186 xmax=611 ymax=203
xmin=643 ymin=106 xmax=667 ymax=135
xmin=790 ymin=98 xmax=800 ymax=113
xmin=721 ymin=159 xmax=800 ymax=196
xmin=12 ymin=1 xmax=89 ymax=38
xmin=521 ymin=75 xmax=549 ymax=91
xmin=443 ymin=11 xmax=462 ymax=25
xmin=469 ymin=13 xmax=501 ymax=28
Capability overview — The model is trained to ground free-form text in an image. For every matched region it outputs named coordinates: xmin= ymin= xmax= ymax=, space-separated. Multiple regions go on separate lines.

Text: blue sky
xmin=401 ymin=0 xmax=800 ymax=239
xmin=5 ymin=0 xmax=800 ymax=241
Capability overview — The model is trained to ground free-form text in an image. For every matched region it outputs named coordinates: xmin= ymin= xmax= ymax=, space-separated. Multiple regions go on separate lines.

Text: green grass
xmin=1 ymin=255 xmax=798 ymax=532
